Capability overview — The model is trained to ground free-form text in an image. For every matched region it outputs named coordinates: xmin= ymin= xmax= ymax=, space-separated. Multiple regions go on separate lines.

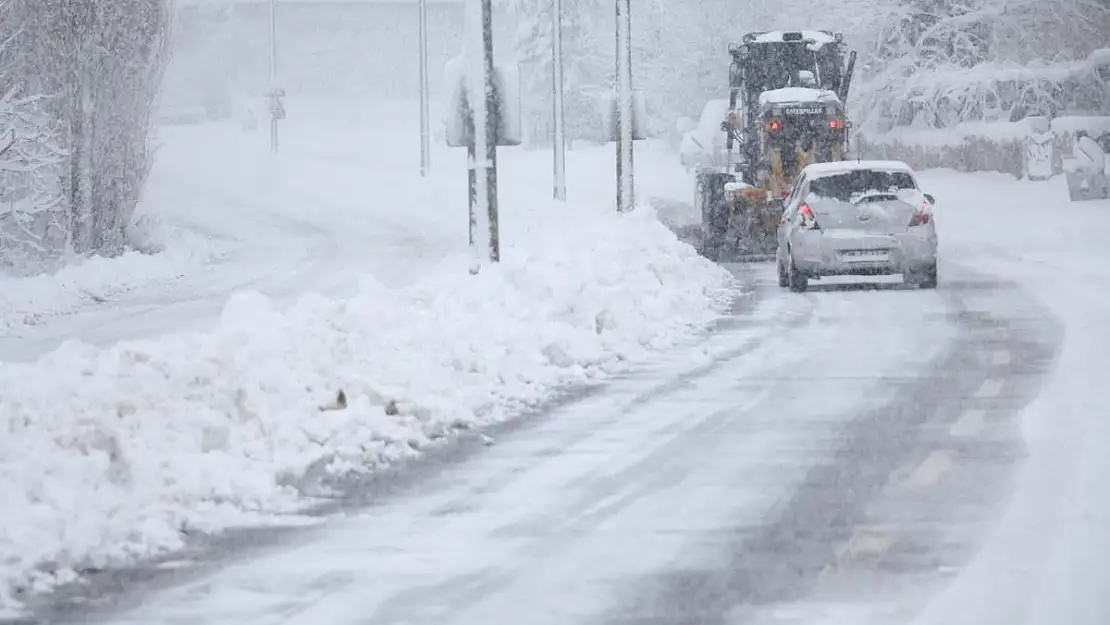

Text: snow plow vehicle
xmin=695 ymin=30 xmax=857 ymax=261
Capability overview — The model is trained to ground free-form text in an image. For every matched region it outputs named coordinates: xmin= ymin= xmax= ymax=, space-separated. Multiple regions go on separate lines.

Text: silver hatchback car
xmin=776 ymin=161 xmax=938 ymax=292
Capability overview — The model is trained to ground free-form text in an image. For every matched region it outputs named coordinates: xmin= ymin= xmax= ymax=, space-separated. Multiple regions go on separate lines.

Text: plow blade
xmin=699 ymin=195 xmax=780 ymax=263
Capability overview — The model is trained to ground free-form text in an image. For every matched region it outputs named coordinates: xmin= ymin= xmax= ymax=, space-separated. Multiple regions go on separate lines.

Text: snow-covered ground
xmin=4 ymin=95 xmax=1110 ymax=623
xmin=905 ymin=170 xmax=1110 ymax=625
xmin=0 ymin=99 xmax=696 ymax=360
xmin=47 ymin=166 xmax=1110 ymax=625
xmin=0 ymin=98 xmax=728 ymax=615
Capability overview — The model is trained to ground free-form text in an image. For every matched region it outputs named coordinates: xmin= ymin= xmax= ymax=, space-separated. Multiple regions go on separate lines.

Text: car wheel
xmin=777 ymin=256 xmax=789 ymax=287
xmin=917 ymin=263 xmax=938 ymax=289
xmin=906 ymin=263 xmax=938 ymax=289
xmin=787 ymin=254 xmax=808 ymax=293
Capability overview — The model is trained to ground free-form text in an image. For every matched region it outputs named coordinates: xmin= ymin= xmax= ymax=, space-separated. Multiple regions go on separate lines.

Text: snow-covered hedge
xmin=0 ymin=201 xmax=733 ymax=615
xmin=861 ymin=116 xmax=1110 ymax=176
xmin=856 ymin=48 xmax=1110 ymax=134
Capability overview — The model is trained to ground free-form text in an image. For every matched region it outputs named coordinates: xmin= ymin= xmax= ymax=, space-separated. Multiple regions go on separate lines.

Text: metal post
xmin=481 ymin=0 xmax=500 ymax=262
xmin=418 ymin=0 xmax=431 ymax=176
xmin=466 ymin=0 xmax=500 ymax=272
xmin=552 ymin=0 xmax=566 ymax=201
xmin=614 ymin=0 xmax=634 ymax=211
xmin=268 ymin=0 xmax=279 ymax=153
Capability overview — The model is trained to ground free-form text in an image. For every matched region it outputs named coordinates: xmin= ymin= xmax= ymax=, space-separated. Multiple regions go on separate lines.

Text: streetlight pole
xmin=466 ymin=0 xmax=500 ymax=272
xmin=614 ymin=0 xmax=634 ymax=211
xmin=552 ymin=0 xmax=566 ymax=201
xmin=418 ymin=0 xmax=431 ymax=176
xmin=268 ymin=0 xmax=280 ymax=153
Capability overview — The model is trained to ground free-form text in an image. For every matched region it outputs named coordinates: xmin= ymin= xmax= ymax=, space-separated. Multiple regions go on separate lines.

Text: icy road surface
xmin=61 ymin=260 xmax=1055 ymax=625
xmin=3 ymin=101 xmax=1106 ymax=622
xmin=62 ymin=170 xmax=1110 ymax=625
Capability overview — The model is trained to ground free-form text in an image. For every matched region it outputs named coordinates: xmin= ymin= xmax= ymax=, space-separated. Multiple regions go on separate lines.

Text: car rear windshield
xmin=808 ymin=170 xmax=917 ymax=201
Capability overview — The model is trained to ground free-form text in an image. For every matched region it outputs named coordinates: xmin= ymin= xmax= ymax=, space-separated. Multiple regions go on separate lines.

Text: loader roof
xmin=748 ymin=30 xmax=837 ymax=46
xmin=802 ymin=160 xmax=915 ymax=178
xmin=759 ymin=87 xmax=840 ymax=107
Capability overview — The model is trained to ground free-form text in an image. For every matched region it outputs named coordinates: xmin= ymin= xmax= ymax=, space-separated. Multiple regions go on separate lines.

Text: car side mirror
xmin=924 ymin=193 xmax=936 ymax=205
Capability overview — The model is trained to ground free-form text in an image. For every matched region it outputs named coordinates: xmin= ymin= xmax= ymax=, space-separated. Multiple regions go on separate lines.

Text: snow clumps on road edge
xmin=0 ymin=201 xmax=734 ymax=615
xmin=0 ymin=217 xmax=219 ymax=335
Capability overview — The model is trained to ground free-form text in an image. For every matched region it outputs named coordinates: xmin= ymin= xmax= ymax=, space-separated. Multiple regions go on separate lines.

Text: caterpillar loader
xmin=695 ymin=30 xmax=857 ymax=261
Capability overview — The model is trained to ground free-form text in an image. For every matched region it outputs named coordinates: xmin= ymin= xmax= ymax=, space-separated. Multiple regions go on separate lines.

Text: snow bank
xmin=0 ymin=221 xmax=219 ymax=337
xmin=0 ymin=200 xmax=732 ymax=614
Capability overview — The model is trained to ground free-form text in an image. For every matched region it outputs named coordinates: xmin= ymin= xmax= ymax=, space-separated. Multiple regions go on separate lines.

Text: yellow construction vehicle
xmin=695 ymin=30 xmax=857 ymax=261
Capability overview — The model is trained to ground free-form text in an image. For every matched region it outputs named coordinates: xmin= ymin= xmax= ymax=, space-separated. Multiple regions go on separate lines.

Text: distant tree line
xmin=0 ymin=0 xmax=172 ymax=273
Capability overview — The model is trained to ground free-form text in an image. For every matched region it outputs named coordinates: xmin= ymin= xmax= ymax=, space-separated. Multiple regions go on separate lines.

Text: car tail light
xmin=798 ymin=203 xmax=819 ymax=229
xmin=829 ymin=119 xmax=840 ymax=129
xmin=908 ymin=200 xmax=932 ymax=227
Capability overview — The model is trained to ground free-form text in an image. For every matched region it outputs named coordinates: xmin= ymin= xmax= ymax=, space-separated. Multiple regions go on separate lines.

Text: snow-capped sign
xmin=442 ymin=55 xmax=522 ymax=148
xmin=601 ymin=90 xmax=648 ymax=142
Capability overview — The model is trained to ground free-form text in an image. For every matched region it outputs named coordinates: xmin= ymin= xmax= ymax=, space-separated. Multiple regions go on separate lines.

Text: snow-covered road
xmin=39 ymin=252 xmax=1058 ymax=625
xmin=4 ymin=99 xmax=1109 ymax=624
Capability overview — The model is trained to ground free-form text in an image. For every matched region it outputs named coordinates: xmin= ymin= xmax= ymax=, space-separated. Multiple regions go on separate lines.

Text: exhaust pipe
xmin=839 ymin=50 xmax=857 ymax=102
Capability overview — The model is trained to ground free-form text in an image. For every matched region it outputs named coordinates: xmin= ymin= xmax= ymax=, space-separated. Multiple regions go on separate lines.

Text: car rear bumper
xmin=792 ymin=229 xmax=936 ymax=277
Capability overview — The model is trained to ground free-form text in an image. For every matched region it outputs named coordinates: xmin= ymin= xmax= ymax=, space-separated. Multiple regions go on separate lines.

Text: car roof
xmin=802 ymin=160 xmax=915 ymax=179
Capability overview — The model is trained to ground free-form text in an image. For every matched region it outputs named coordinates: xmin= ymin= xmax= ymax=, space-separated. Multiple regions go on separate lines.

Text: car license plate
xmin=840 ymin=249 xmax=889 ymax=262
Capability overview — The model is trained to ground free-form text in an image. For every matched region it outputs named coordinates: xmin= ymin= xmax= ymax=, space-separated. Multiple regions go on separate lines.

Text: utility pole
xmin=418 ymin=0 xmax=431 ymax=176
xmin=614 ymin=0 xmax=634 ymax=211
xmin=267 ymin=0 xmax=284 ymax=153
xmin=466 ymin=0 xmax=500 ymax=272
xmin=552 ymin=0 xmax=566 ymax=201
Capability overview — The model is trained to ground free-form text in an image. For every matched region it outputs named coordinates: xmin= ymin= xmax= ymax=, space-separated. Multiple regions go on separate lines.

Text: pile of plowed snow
xmin=0 ymin=201 xmax=732 ymax=613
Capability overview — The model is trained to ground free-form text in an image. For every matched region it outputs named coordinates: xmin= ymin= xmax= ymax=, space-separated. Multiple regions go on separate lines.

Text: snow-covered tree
xmin=850 ymin=0 xmax=1110 ymax=131
xmin=0 ymin=0 xmax=172 ymax=270
xmin=0 ymin=0 xmax=69 ymax=271
xmin=502 ymin=0 xmax=610 ymax=145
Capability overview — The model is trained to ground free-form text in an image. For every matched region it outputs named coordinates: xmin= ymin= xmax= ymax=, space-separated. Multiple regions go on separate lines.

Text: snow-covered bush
xmin=862 ymin=130 xmax=1028 ymax=177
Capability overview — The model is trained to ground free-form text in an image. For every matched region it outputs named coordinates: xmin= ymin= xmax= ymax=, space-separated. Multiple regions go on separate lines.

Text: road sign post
xmin=419 ymin=0 xmax=431 ymax=176
xmin=444 ymin=1 xmax=521 ymax=273
xmin=614 ymin=0 xmax=634 ymax=211
xmin=267 ymin=0 xmax=282 ymax=153
xmin=552 ymin=0 xmax=566 ymax=201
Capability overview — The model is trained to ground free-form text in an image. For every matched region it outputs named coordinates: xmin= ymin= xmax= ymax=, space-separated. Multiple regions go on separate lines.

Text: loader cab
xmin=728 ymin=31 xmax=848 ymax=101
xmin=726 ymin=31 xmax=855 ymax=188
